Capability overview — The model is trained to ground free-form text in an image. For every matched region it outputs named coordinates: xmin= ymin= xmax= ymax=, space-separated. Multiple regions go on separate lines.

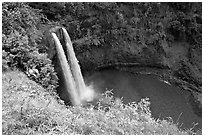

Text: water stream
xmin=84 ymin=69 xmax=202 ymax=131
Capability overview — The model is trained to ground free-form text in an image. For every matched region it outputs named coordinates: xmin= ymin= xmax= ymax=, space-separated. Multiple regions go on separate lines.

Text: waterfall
xmin=51 ymin=27 xmax=95 ymax=105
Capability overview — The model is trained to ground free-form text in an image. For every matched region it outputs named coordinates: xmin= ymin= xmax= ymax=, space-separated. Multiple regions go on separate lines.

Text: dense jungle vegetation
xmin=2 ymin=2 xmax=202 ymax=135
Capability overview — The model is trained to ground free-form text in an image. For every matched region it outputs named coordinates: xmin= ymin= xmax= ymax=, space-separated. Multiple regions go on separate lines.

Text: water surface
xmin=85 ymin=69 xmax=202 ymax=130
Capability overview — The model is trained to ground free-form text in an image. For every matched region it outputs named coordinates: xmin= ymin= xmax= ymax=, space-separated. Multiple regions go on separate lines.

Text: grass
xmin=2 ymin=70 xmax=200 ymax=135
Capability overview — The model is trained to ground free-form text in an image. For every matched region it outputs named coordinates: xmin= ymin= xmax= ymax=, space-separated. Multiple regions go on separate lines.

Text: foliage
xmin=166 ymin=2 xmax=202 ymax=47
xmin=25 ymin=51 xmax=58 ymax=92
xmin=4 ymin=2 xmax=201 ymax=74
xmin=2 ymin=2 xmax=58 ymax=91
xmin=29 ymin=2 xmax=201 ymax=54
xmin=28 ymin=2 xmax=201 ymax=88
xmin=3 ymin=71 xmax=199 ymax=135
xmin=2 ymin=3 xmax=202 ymax=134
xmin=2 ymin=2 xmax=44 ymax=44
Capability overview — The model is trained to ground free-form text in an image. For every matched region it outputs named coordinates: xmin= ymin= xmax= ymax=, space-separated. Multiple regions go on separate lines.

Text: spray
xmin=52 ymin=27 xmax=97 ymax=105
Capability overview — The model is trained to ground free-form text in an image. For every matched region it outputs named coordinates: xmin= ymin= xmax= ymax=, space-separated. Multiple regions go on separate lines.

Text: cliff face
xmin=29 ymin=2 xmax=202 ymax=93
xmin=74 ymin=41 xmax=202 ymax=108
xmin=75 ymin=38 xmax=202 ymax=114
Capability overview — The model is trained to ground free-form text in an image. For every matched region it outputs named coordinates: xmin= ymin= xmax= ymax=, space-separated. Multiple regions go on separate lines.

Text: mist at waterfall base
xmin=80 ymin=85 xmax=96 ymax=103
xmin=84 ymin=69 xmax=202 ymax=131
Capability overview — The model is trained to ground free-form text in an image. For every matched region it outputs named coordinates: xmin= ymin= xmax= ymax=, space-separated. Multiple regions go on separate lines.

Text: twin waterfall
xmin=51 ymin=27 xmax=94 ymax=105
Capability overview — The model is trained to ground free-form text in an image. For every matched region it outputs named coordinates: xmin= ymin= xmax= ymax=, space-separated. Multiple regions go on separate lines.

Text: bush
xmin=166 ymin=2 xmax=202 ymax=46
xmin=25 ymin=51 xmax=58 ymax=92
xmin=2 ymin=2 xmax=58 ymax=91
xmin=3 ymin=71 xmax=196 ymax=135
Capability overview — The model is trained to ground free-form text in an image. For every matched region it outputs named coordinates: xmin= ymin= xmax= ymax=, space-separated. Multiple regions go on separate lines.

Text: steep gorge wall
xmin=75 ymin=39 xmax=172 ymax=72
xmin=74 ymin=39 xmax=201 ymax=94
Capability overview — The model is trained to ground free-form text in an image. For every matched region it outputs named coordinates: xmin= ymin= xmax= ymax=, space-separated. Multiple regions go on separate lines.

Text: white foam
xmin=80 ymin=85 xmax=96 ymax=102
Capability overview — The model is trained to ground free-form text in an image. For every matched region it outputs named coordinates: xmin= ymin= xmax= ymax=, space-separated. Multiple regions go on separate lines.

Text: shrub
xmin=2 ymin=72 xmax=195 ymax=135
xmin=2 ymin=2 xmax=58 ymax=91
xmin=25 ymin=51 xmax=58 ymax=92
